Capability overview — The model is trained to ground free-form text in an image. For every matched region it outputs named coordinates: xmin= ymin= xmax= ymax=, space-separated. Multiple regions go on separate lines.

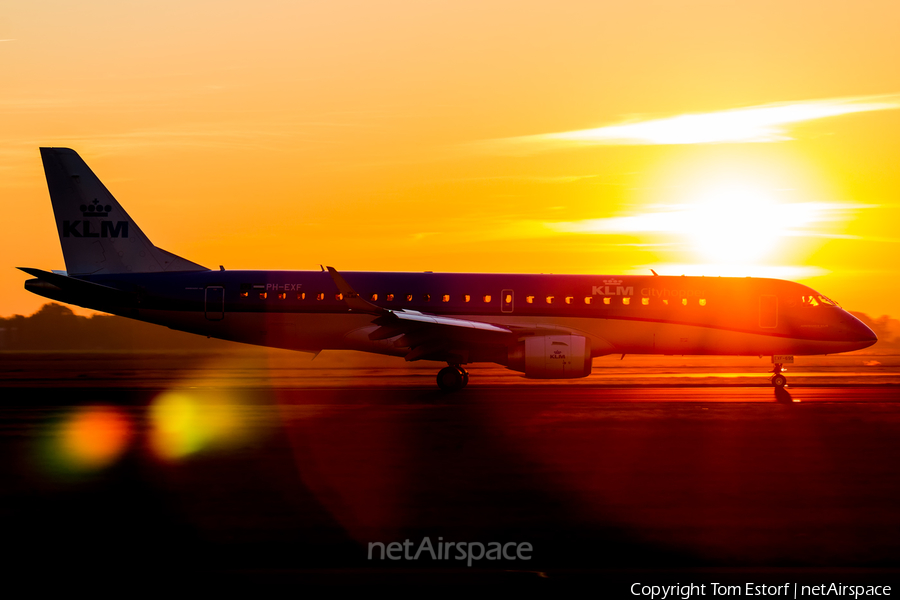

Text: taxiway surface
xmin=2 ymin=372 xmax=900 ymax=588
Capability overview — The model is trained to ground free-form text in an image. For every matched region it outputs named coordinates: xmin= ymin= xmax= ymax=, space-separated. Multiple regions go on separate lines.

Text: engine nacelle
xmin=507 ymin=335 xmax=592 ymax=379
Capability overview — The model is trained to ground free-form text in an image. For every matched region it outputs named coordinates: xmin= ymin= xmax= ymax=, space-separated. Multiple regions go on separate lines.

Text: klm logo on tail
xmin=62 ymin=199 xmax=129 ymax=238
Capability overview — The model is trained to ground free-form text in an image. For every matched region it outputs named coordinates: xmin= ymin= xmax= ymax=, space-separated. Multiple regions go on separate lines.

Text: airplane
xmin=21 ymin=148 xmax=877 ymax=391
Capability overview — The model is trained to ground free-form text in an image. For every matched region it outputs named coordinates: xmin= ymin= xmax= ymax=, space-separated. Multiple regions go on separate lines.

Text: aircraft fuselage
xmin=27 ymin=269 xmax=876 ymax=360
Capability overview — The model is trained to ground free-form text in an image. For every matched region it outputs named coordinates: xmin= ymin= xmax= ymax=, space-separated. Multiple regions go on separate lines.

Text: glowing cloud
xmin=547 ymin=200 xmax=864 ymax=235
xmin=547 ymin=193 xmax=868 ymax=266
xmin=626 ymin=264 xmax=829 ymax=280
xmin=485 ymin=95 xmax=900 ymax=152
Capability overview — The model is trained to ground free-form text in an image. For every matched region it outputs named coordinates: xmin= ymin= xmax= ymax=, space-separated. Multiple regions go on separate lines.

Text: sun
xmin=685 ymin=185 xmax=781 ymax=265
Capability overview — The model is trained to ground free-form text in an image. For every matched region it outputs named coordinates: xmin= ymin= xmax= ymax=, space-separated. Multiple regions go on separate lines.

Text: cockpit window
xmin=818 ymin=295 xmax=840 ymax=308
xmin=801 ymin=295 xmax=840 ymax=308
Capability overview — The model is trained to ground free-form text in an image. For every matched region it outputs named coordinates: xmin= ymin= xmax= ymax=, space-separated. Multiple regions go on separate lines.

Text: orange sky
xmin=3 ymin=0 xmax=900 ymax=318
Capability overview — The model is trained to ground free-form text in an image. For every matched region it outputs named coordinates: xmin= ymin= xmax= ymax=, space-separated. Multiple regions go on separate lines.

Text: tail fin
xmin=40 ymin=147 xmax=207 ymax=275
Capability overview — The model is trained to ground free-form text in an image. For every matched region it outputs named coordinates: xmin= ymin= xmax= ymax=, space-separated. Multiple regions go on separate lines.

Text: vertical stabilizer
xmin=40 ymin=147 xmax=207 ymax=275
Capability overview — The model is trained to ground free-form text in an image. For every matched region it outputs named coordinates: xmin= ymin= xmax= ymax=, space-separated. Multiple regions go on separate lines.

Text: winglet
xmin=326 ymin=266 xmax=388 ymax=315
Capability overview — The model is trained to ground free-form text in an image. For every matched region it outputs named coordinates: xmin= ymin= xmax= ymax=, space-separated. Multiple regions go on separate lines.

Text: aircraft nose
xmin=845 ymin=313 xmax=878 ymax=348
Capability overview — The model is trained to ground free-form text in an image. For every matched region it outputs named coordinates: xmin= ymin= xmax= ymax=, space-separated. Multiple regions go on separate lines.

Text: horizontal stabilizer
xmin=19 ymin=267 xmax=135 ymax=307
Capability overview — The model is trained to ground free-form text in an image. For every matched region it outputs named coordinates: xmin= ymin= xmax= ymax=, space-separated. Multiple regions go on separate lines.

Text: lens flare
xmin=53 ymin=406 xmax=132 ymax=472
xmin=149 ymin=391 xmax=243 ymax=460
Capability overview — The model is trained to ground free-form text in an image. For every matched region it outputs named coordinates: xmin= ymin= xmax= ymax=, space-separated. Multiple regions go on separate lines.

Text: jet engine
xmin=507 ymin=335 xmax=592 ymax=379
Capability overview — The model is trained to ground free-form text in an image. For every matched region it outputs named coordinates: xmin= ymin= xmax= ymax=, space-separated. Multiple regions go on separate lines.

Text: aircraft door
xmin=501 ymin=289 xmax=514 ymax=313
xmin=759 ymin=295 xmax=777 ymax=328
xmin=205 ymin=286 xmax=225 ymax=321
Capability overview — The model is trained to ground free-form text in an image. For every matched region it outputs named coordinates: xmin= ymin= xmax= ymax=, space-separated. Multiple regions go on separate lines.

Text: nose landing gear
xmin=771 ymin=362 xmax=788 ymax=388
xmin=769 ymin=355 xmax=793 ymax=388
xmin=437 ymin=365 xmax=469 ymax=392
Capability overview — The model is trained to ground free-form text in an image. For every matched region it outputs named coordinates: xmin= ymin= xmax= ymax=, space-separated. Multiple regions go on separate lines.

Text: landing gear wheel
xmin=458 ymin=367 xmax=469 ymax=387
xmin=770 ymin=362 xmax=787 ymax=388
xmin=437 ymin=366 xmax=466 ymax=392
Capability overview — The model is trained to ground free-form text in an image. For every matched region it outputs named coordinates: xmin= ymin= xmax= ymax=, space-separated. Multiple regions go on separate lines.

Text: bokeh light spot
xmin=149 ymin=391 xmax=243 ymax=461
xmin=56 ymin=406 xmax=132 ymax=472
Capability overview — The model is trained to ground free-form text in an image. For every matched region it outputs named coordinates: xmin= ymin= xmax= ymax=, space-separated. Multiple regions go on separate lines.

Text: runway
xmin=2 ymin=355 xmax=900 ymax=589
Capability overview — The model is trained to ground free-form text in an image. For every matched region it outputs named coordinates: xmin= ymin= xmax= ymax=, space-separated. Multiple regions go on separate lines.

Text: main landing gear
xmin=771 ymin=363 xmax=788 ymax=388
xmin=437 ymin=365 xmax=469 ymax=392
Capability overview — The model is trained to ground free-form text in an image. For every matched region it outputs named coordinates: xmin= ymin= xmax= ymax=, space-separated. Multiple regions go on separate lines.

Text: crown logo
xmin=603 ymin=278 xmax=623 ymax=285
xmin=80 ymin=199 xmax=112 ymax=217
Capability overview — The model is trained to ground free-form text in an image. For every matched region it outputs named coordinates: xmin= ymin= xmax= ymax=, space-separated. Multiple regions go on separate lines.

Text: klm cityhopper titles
xmin=22 ymin=148 xmax=877 ymax=390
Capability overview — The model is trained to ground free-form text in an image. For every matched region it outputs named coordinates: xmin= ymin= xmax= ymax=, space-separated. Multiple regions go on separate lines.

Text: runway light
xmin=149 ymin=391 xmax=242 ymax=460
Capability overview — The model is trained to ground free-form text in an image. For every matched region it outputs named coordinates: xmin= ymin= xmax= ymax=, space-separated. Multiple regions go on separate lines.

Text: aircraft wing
xmin=327 ymin=266 xmax=578 ymax=364
xmin=388 ymin=310 xmax=512 ymax=333
xmin=368 ymin=310 xmax=516 ymax=363
xmin=328 ymin=266 xmax=520 ymax=363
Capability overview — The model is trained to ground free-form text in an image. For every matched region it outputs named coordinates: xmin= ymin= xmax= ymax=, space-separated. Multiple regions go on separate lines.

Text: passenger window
xmin=423 ymin=294 xmax=431 ymax=302
xmin=603 ymin=297 xmax=611 ymax=305
xmin=662 ymin=299 xmax=669 ymax=305
xmin=239 ymin=291 xmax=249 ymax=298
xmin=316 ymin=293 xmax=324 ymax=301
xmin=442 ymin=295 xmax=449 ymax=302
xmin=386 ymin=294 xmax=395 ymax=301
xmin=504 ymin=293 xmax=512 ymax=304
xmin=278 ymin=292 xmax=287 ymax=300
xmin=483 ymin=295 xmax=491 ymax=303
xmin=699 ymin=298 xmax=707 ymax=306
xmin=370 ymin=293 xmax=378 ymax=301
xmin=526 ymin=296 xmax=534 ymax=304
xmin=259 ymin=292 xmax=267 ymax=300
xmin=335 ymin=293 xmax=343 ymax=301
xmin=463 ymin=295 xmax=470 ymax=302
xmin=641 ymin=297 xmax=649 ymax=306
xmin=584 ymin=297 xmax=591 ymax=305
xmin=622 ymin=297 xmax=630 ymax=305
xmin=298 ymin=292 xmax=306 ymax=300
xmin=546 ymin=296 xmax=554 ymax=304
xmin=681 ymin=298 xmax=687 ymax=306
xmin=565 ymin=296 xmax=573 ymax=304
xmin=406 ymin=294 xmax=413 ymax=302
